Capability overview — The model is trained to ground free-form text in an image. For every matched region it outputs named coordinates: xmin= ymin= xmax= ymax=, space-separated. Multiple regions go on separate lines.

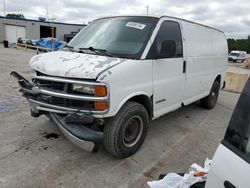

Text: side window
xmin=147 ymin=21 xmax=183 ymax=59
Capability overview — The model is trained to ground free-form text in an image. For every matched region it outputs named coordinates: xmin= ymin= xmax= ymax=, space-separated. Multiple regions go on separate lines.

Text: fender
xmin=111 ymin=91 xmax=152 ymax=116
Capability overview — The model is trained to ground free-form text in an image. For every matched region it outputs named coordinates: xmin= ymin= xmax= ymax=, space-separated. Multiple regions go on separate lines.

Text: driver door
xmin=148 ymin=20 xmax=186 ymax=118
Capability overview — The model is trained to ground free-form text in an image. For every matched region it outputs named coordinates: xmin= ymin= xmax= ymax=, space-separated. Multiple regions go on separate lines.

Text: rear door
xmin=206 ymin=78 xmax=250 ymax=188
xmin=147 ymin=20 xmax=185 ymax=117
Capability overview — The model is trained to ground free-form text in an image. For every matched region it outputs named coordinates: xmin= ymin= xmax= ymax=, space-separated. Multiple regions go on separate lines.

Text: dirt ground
xmin=0 ymin=45 xmax=241 ymax=188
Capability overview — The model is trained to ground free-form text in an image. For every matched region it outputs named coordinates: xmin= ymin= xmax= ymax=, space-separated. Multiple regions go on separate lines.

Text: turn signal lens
xmin=94 ymin=101 xmax=108 ymax=111
xmin=94 ymin=85 xmax=107 ymax=97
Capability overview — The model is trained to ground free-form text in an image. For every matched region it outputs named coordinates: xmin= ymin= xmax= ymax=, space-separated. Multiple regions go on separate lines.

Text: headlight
xmin=72 ymin=84 xmax=94 ymax=94
xmin=72 ymin=84 xmax=107 ymax=97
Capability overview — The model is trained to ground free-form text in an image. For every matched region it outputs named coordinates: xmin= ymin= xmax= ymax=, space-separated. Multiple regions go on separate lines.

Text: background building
xmin=0 ymin=16 xmax=86 ymax=43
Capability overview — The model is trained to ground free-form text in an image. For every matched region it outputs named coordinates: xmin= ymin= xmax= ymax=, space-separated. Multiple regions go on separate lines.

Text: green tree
xmin=227 ymin=35 xmax=250 ymax=53
xmin=6 ymin=13 xmax=25 ymax=20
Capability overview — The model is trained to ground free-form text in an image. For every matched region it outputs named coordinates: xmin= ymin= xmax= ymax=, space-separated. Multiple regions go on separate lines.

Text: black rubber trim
xmin=155 ymin=99 xmax=166 ymax=104
xmin=183 ymin=60 xmax=186 ymax=73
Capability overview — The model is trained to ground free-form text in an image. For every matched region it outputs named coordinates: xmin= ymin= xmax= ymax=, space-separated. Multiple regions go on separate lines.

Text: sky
xmin=1 ymin=0 xmax=250 ymax=39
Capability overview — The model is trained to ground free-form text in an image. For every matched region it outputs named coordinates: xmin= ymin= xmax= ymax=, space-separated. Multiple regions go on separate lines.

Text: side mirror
xmin=155 ymin=40 xmax=176 ymax=59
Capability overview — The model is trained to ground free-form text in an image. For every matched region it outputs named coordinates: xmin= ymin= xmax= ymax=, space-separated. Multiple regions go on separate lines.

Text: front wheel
xmin=104 ymin=102 xmax=149 ymax=158
xmin=200 ymin=81 xmax=220 ymax=109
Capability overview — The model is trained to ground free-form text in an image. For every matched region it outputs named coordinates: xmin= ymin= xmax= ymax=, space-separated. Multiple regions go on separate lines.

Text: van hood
xmin=30 ymin=51 xmax=126 ymax=79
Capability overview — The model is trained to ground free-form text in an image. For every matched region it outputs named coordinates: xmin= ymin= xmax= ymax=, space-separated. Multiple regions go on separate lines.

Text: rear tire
xmin=104 ymin=102 xmax=149 ymax=158
xmin=201 ymin=81 xmax=220 ymax=109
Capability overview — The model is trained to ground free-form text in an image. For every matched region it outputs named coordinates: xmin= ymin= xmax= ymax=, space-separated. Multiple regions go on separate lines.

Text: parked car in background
xmin=206 ymin=77 xmax=250 ymax=188
xmin=11 ymin=15 xmax=228 ymax=158
xmin=228 ymin=50 xmax=247 ymax=63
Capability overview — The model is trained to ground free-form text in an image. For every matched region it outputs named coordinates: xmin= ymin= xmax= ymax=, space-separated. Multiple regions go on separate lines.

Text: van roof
xmin=230 ymin=50 xmax=247 ymax=53
xmin=94 ymin=15 xmax=225 ymax=34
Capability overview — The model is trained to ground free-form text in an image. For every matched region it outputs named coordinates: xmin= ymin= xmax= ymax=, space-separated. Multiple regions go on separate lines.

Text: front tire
xmin=201 ymin=81 xmax=220 ymax=109
xmin=104 ymin=102 xmax=149 ymax=158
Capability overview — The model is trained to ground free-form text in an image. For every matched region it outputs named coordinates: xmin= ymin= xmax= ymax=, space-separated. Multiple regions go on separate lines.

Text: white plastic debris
xmin=147 ymin=173 xmax=183 ymax=188
xmin=147 ymin=158 xmax=212 ymax=188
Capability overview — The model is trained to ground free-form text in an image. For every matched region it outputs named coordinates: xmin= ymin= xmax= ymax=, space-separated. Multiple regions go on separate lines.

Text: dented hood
xmin=29 ymin=51 xmax=126 ymax=79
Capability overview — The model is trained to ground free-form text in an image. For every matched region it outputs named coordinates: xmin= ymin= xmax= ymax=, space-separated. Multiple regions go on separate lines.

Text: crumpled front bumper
xmin=50 ymin=113 xmax=103 ymax=152
xmin=10 ymin=71 xmax=104 ymax=152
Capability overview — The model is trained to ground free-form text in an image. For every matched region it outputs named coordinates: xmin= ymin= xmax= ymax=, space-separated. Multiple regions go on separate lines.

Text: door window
xmin=147 ymin=21 xmax=183 ymax=59
xmin=223 ymin=78 xmax=250 ymax=163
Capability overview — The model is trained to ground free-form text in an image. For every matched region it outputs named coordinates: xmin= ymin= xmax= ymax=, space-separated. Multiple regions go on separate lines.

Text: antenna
xmin=3 ymin=0 xmax=6 ymax=16
xmin=146 ymin=5 xmax=149 ymax=15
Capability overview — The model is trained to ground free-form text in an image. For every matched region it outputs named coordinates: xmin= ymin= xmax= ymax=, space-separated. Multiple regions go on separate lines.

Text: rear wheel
xmin=104 ymin=102 xmax=149 ymax=158
xmin=201 ymin=81 xmax=220 ymax=109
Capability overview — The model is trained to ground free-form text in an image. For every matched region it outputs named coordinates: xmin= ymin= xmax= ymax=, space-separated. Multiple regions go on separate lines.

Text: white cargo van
xmin=11 ymin=16 xmax=228 ymax=158
xmin=228 ymin=50 xmax=247 ymax=63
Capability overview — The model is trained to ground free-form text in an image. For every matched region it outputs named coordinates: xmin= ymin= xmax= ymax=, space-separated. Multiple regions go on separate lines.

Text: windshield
xmin=229 ymin=52 xmax=239 ymax=56
xmin=68 ymin=16 xmax=158 ymax=59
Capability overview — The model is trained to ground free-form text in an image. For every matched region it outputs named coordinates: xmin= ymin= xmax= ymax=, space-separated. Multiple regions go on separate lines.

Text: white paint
xmin=5 ymin=25 xmax=26 ymax=43
xmin=180 ymin=21 xmax=228 ymax=104
xmin=142 ymin=16 xmax=227 ymax=118
xmin=152 ymin=57 xmax=185 ymax=118
xmin=30 ymin=51 xmax=126 ymax=79
xmin=97 ymin=59 xmax=153 ymax=117
xmin=206 ymin=144 xmax=250 ymax=188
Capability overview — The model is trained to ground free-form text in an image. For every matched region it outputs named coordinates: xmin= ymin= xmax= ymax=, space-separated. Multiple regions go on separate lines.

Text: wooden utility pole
xmin=50 ymin=17 xmax=55 ymax=51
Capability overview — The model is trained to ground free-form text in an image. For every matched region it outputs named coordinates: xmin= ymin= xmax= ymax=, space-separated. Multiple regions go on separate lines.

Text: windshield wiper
xmin=79 ymin=47 xmax=114 ymax=57
xmin=64 ymin=44 xmax=75 ymax=52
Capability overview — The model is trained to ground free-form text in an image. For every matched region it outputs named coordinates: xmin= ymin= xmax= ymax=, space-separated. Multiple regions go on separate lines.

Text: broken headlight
xmin=72 ymin=84 xmax=107 ymax=97
xmin=72 ymin=84 xmax=95 ymax=95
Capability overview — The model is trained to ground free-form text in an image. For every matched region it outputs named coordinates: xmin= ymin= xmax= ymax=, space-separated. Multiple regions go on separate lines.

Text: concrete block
xmin=243 ymin=57 xmax=250 ymax=69
xmin=224 ymin=71 xmax=248 ymax=93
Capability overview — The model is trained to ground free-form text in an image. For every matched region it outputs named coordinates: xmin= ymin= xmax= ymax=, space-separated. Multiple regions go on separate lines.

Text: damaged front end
xmin=10 ymin=71 xmax=108 ymax=152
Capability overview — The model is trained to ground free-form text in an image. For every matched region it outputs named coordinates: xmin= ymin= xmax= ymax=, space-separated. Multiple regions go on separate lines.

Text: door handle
xmin=224 ymin=180 xmax=236 ymax=188
xmin=183 ymin=60 xmax=186 ymax=73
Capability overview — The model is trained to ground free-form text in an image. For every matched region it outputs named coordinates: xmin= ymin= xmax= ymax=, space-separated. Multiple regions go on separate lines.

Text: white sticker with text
xmin=125 ymin=22 xmax=146 ymax=30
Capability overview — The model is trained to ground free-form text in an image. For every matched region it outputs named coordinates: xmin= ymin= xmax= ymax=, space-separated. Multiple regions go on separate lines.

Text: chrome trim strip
xmin=30 ymin=99 xmax=79 ymax=112
xmin=34 ymin=76 xmax=105 ymax=86
xmin=39 ymin=89 xmax=108 ymax=101
xmin=36 ymin=106 xmax=67 ymax=114
xmin=29 ymin=99 xmax=107 ymax=114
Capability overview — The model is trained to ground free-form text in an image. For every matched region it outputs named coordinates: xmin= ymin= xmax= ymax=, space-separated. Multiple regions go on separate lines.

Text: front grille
xmin=33 ymin=78 xmax=66 ymax=91
xmin=38 ymin=95 xmax=64 ymax=106
xmin=34 ymin=72 xmax=95 ymax=110
xmin=51 ymin=97 xmax=65 ymax=105
xmin=38 ymin=95 xmax=94 ymax=109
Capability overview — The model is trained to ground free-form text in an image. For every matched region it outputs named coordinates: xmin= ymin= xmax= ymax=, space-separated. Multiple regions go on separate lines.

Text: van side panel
xmin=206 ymin=144 xmax=250 ymax=188
xmin=181 ymin=21 xmax=228 ymax=105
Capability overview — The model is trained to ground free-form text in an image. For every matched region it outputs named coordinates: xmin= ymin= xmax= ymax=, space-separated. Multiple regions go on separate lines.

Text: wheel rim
xmin=122 ymin=115 xmax=143 ymax=148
